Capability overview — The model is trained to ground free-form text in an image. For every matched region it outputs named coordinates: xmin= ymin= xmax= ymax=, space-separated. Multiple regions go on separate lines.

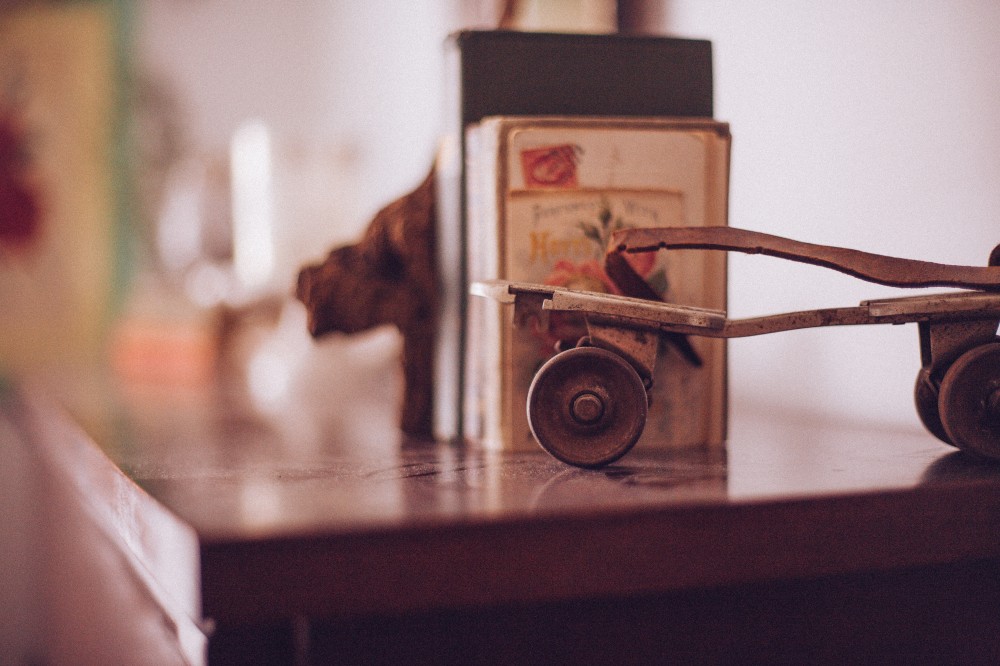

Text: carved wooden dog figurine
xmin=296 ymin=167 xmax=436 ymax=437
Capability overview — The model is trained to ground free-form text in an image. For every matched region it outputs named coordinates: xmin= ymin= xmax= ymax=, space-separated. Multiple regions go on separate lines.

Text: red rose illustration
xmin=528 ymin=259 xmax=620 ymax=355
xmin=544 ymin=258 xmax=619 ymax=294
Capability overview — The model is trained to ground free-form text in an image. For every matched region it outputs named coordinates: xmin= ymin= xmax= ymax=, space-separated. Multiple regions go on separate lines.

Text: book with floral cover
xmin=464 ymin=116 xmax=730 ymax=452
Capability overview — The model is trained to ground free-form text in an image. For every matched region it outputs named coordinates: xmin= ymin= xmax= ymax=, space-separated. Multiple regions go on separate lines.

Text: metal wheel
xmin=938 ymin=343 xmax=1000 ymax=459
xmin=914 ymin=368 xmax=953 ymax=446
xmin=527 ymin=346 xmax=648 ymax=468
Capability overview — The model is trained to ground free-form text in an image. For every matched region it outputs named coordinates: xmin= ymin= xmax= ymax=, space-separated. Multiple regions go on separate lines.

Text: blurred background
xmin=2 ymin=0 xmax=999 ymax=437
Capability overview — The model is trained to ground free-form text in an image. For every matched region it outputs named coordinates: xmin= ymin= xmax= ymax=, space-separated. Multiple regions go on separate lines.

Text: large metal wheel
xmin=914 ymin=368 xmax=953 ymax=446
xmin=527 ymin=346 xmax=648 ymax=468
xmin=938 ymin=343 xmax=1000 ymax=459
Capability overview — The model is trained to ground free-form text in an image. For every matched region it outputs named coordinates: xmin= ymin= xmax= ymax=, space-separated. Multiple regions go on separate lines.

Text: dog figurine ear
xmin=296 ymin=166 xmax=437 ymax=438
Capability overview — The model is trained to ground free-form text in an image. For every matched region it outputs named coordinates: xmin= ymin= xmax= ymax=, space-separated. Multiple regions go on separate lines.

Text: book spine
xmin=431 ymin=37 xmax=464 ymax=441
xmin=463 ymin=120 xmax=506 ymax=448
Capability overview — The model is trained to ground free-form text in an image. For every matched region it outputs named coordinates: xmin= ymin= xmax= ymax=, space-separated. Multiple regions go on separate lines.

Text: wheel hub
xmin=570 ymin=391 xmax=605 ymax=425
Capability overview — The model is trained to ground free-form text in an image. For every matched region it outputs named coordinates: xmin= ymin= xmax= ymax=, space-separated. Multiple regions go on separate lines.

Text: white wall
xmin=136 ymin=0 xmax=459 ymax=285
xmin=132 ymin=1 xmax=486 ymax=429
xmin=664 ymin=1 xmax=1000 ymax=428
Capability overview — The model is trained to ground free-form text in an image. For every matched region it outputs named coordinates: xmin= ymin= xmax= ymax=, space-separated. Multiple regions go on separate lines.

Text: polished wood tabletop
xmin=12 ymin=328 xmax=1000 ymax=663
xmin=29 ymin=353 xmax=1000 ymax=628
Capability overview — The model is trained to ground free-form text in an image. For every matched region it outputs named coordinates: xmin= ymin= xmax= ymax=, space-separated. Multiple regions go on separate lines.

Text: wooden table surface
xmin=13 ymin=351 xmax=1000 ymax=663
xmin=164 ymin=403 xmax=1000 ymax=624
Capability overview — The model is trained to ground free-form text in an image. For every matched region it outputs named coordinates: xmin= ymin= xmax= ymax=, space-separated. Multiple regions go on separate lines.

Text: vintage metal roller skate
xmin=473 ymin=227 xmax=1000 ymax=468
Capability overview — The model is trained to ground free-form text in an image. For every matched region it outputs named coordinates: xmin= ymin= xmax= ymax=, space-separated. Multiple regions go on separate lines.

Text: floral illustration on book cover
xmin=507 ymin=186 xmax=683 ymax=363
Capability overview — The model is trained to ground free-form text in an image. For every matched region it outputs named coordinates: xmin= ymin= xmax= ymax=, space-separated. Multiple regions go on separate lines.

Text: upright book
xmin=436 ymin=30 xmax=715 ymax=440
xmin=464 ymin=116 xmax=730 ymax=452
